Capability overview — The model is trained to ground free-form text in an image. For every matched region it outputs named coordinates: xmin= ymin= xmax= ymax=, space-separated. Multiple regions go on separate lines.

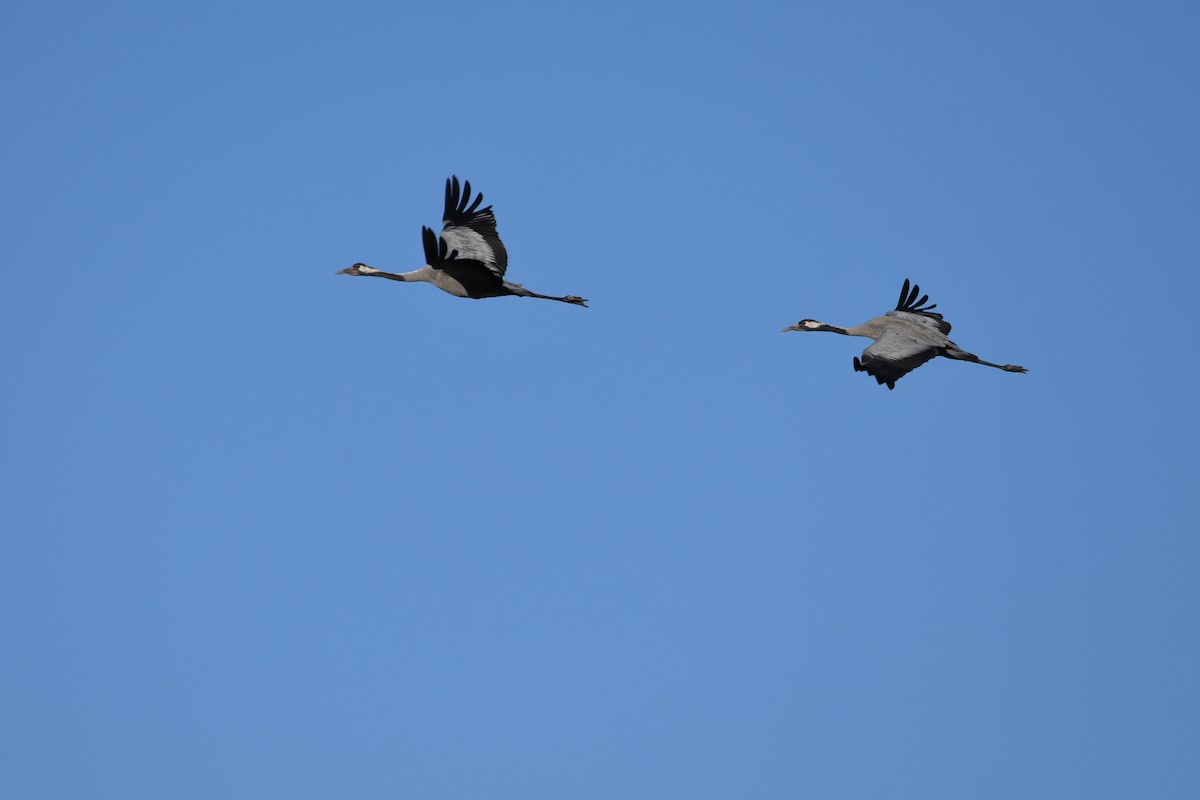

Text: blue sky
xmin=3 ymin=1 xmax=1198 ymax=797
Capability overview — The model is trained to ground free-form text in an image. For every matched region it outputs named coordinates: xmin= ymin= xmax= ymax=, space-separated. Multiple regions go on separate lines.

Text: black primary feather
xmin=893 ymin=278 xmax=950 ymax=334
xmin=421 ymin=226 xmax=440 ymax=265
xmin=445 ymin=176 xmax=484 ymax=219
xmin=854 ymin=357 xmax=892 ymax=393
xmin=423 ymin=225 xmax=470 ymax=265
xmin=423 ymin=226 xmax=460 ymax=265
xmin=895 ymin=278 xmax=939 ymax=314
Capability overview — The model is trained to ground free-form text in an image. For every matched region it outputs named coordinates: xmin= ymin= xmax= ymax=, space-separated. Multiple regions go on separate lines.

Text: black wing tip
xmin=421 ymin=225 xmax=456 ymax=264
xmin=421 ymin=226 xmax=437 ymax=264
xmin=896 ymin=277 xmax=922 ymax=309
xmin=443 ymin=175 xmax=490 ymax=221
xmin=854 ymin=355 xmax=900 ymax=389
xmin=894 ymin=277 xmax=943 ymax=318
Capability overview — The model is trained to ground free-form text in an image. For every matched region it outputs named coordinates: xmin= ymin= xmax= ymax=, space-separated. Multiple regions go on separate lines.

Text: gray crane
xmin=337 ymin=177 xmax=588 ymax=307
xmin=782 ymin=279 xmax=1028 ymax=389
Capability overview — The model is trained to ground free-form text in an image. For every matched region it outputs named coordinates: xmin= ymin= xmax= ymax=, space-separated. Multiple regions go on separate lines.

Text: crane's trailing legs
xmin=941 ymin=348 xmax=1027 ymax=373
xmin=502 ymin=281 xmax=588 ymax=306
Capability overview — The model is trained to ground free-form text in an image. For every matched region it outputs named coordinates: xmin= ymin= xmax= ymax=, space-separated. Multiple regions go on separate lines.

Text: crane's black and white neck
xmin=337 ymin=176 xmax=587 ymax=307
xmin=782 ymin=279 xmax=1027 ymax=389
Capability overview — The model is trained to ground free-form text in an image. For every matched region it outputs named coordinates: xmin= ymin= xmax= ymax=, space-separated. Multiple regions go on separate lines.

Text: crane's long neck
xmin=359 ymin=265 xmax=436 ymax=283
xmin=786 ymin=320 xmax=878 ymax=337
xmin=826 ymin=319 xmax=893 ymax=339
xmin=365 ymin=270 xmax=406 ymax=282
xmin=810 ymin=321 xmax=866 ymax=337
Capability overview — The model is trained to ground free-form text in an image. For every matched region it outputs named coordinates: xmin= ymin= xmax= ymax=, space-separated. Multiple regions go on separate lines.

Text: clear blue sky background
xmin=3 ymin=1 xmax=1198 ymax=797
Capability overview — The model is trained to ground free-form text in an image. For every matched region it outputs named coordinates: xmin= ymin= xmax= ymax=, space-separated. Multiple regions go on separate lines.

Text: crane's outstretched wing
xmin=894 ymin=278 xmax=951 ymax=334
xmin=421 ymin=226 xmax=506 ymax=297
xmin=439 ymin=176 xmax=509 ymax=278
xmin=854 ymin=325 xmax=941 ymax=389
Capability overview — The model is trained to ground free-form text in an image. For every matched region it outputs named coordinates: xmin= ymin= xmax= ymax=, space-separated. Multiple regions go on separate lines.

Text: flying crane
xmin=782 ymin=279 xmax=1027 ymax=389
xmin=338 ymin=177 xmax=588 ymax=307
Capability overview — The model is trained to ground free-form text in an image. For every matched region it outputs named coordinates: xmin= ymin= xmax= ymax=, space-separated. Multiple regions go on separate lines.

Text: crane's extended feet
xmin=563 ymin=295 xmax=588 ymax=307
xmin=1003 ymin=364 xmax=1028 ymax=373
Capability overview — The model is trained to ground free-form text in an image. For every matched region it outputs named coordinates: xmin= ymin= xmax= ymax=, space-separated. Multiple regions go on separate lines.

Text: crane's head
xmin=336 ymin=262 xmax=377 ymax=276
xmin=781 ymin=319 xmax=826 ymax=333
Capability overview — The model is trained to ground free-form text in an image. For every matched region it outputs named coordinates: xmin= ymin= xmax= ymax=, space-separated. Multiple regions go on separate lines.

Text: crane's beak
xmin=781 ymin=324 xmax=801 ymax=333
xmin=335 ymin=268 xmax=351 ymax=275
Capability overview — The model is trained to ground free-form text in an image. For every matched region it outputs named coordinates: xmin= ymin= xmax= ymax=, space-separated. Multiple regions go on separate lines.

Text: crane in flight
xmin=338 ymin=177 xmax=587 ymax=307
xmin=782 ymin=279 xmax=1027 ymax=389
